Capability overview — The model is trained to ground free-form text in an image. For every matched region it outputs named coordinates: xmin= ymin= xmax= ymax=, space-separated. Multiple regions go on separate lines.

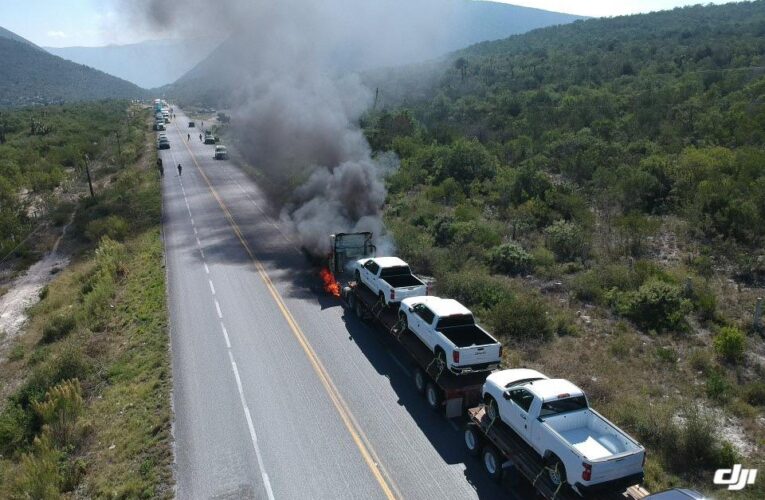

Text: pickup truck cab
xmin=353 ymin=257 xmax=427 ymax=305
xmin=399 ymin=296 xmax=502 ymax=375
xmin=483 ymin=369 xmax=645 ymax=496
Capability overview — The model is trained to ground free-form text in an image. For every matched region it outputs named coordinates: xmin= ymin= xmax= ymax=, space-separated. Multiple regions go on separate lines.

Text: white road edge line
xmin=221 ymin=323 xmax=231 ymax=349
xmin=214 ymin=299 xmax=223 ymax=319
xmin=228 ymin=351 xmax=275 ymax=500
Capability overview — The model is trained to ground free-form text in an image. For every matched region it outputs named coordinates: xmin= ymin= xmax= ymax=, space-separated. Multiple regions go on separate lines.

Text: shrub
xmin=706 ymin=369 xmax=732 ymax=401
xmin=0 ymin=404 xmax=33 ymax=455
xmin=667 ymin=408 xmax=738 ymax=473
xmin=41 ymin=314 xmax=76 ymax=343
xmin=13 ymin=433 xmax=64 ymax=499
xmin=85 ymin=215 xmax=129 ymax=242
xmin=437 ymin=269 xmax=512 ymax=310
xmin=487 ymin=242 xmax=532 ymax=276
xmin=612 ymin=278 xmax=690 ymax=333
xmin=487 ymin=295 xmax=554 ymax=341
xmin=713 ymin=326 xmax=746 ymax=363
xmin=744 ymin=382 xmax=765 ymax=406
xmin=544 ymin=220 xmax=589 ymax=262
xmin=32 ymin=379 xmax=84 ymax=449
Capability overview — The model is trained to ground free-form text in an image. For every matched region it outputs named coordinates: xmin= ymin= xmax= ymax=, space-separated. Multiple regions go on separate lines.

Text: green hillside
xmin=368 ymin=1 xmax=765 ymax=496
xmin=0 ymin=35 xmax=146 ymax=107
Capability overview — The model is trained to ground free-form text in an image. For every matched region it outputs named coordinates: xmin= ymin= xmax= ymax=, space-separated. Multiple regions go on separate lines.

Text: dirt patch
xmin=0 ymin=215 xmax=73 ymax=359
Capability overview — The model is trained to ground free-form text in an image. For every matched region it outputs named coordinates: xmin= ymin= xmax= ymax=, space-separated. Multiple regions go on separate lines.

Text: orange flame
xmin=319 ymin=267 xmax=341 ymax=297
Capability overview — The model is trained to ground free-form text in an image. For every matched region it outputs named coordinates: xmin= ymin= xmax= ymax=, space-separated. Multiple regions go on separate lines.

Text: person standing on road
xmin=157 ymin=158 xmax=164 ymax=177
xmin=177 ymin=163 xmax=182 ymax=176
xmin=199 ymin=133 xmax=202 ymax=141
xmin=187 ymin=133 xmax=190 ymax=141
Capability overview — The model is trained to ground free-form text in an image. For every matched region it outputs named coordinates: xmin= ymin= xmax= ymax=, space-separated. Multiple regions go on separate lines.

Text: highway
xmin=160 ymin=108 xmax=510 ymax=499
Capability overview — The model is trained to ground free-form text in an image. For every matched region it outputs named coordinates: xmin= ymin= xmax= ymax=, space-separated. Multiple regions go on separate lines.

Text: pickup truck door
xmin=362 ymin=260 xmax=380 ymax=292
xmin=504 ymin=388 xmax=535 ymax=441
xmin=412 ymin=304 xmax=436 ymax=350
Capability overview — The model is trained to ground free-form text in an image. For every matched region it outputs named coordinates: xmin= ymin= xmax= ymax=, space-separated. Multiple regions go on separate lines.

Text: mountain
xmin=0 ymin=31 xmax=147 ymax=107
xmin=163 ymin=0 xmax=585 ymax=107
xmin=0 ymin=26 xmax=41 ymax=50
xmin=45 ymin=38 xmax=220 ymax=89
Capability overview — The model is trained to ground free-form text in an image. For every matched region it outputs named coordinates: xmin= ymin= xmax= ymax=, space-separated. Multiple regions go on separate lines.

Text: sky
xmin=0 ymin=0 xmax=745 ymax=47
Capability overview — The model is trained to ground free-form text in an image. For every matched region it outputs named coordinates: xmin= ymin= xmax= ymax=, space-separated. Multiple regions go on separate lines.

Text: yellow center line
xmin=172 ymin=120 xmax=399 ymax=500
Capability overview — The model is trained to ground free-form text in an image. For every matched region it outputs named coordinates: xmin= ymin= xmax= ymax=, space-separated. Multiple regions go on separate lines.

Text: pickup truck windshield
xmin=379 ymin=266 xmax=411 ymax=277
xmin=539 ymin=395 xmax=588 ymax=417
xmin=436 ymin=314 xmax=475 ymax=329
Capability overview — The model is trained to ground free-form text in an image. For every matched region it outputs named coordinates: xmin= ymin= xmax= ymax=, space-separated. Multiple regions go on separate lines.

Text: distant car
xmin=214 ymin=145 xmax=228 ymax=160
xmin=157 ymin=139 xmax=170 ymax=150
xmin=155 ymin=122 xmax=165 ymax=131
xmin=188 ymin=121 xmax=195 ymax=128
xmin=204 ymin=135 xmax=216 ymax=145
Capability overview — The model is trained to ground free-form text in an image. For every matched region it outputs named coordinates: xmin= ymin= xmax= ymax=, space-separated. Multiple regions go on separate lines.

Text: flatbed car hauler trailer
xmin=464 ymin=406 xmax=650 ymax=500
xmin=342 ymin=281 xmax=488 ymax=418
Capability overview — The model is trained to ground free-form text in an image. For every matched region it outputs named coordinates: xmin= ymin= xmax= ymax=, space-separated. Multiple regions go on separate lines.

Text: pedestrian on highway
xmin=199 ymin=133 xmax=202 ymax=141
xmin=157 ymin=158 xmax=164 ymax=177
xmin=201 ymin=121 xmax=204 ymax=128
xmin=187 ymin=133 xmax=190 ymax=141
xmin=177 ymin=163 xmax=183 ymax=176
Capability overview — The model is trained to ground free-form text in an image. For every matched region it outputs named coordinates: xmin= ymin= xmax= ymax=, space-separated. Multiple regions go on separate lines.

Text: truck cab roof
xmin=363 ymin=256 xmax=408 ymax=268
xmin=526 ymin=379 xmax=585 ymax=402
xmin=402 ymin=296 xmax=471 ymax=318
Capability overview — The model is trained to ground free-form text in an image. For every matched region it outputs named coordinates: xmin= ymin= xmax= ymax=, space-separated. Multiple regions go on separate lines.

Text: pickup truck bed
xmin=441 ymin=325 xmax=498 ymax=348
xmin=466 ymin=406 xmax=649 ymax=500
xmin=382 ymin=274 xmax=424 ymax=288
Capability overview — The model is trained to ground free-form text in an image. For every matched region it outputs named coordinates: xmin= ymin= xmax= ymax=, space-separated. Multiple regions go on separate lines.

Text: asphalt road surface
xmin=160 ymin=109 xmax=514 ymax=499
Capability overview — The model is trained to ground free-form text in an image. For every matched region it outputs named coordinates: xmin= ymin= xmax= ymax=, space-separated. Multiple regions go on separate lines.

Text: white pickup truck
xmin=399 ymin=296 xmax=502 ymax=375
xmin=353 ymin=257 xmax=427 ymax=305
xmin=482 ymin=369 xmax=645 ymax=496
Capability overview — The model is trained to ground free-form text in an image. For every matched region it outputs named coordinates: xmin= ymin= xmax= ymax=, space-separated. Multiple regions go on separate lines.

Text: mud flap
xmin=445 ymin=397 xmax=463 ymax=418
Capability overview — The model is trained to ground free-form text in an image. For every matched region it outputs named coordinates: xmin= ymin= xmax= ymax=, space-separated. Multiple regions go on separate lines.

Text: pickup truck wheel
xmin=463 ymin=424 xmax=481 ymax=456
xmin=398 ymin=313 xmax=408 ymax=332
xmin=484 ymin=395 xmax=499 ymax=422
xmin=354 ymin=270 xmax=361 ymax=284
xmin=435 ymin=348 xmax=447 ymax=369
xmin=425 ymin=381 xmax=443 ymax=411
xmin=413 ymin=367 xmax=426 ymax=394
xmin=482 ymin=445 xmax=503 ymax=482
xmin=547 ymin=456 xmax=566 ymax=486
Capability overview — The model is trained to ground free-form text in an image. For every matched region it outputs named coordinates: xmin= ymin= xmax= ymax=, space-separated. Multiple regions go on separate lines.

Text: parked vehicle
xmin=644 ymin=489 xmax=706 ymax=499
xmin=482 ymin=369 xmax=645 ymax=496
xmin=204 ymin=134 xmax=216 ymax=144
xmin=398 ymin=296 xmax=501 ymax=375
xmin=353 ymin=257 xmax=427 ymax=305
xmin=157 ymin=138 xmax=170 ymax=150
xmin=214 ymin=145 xmax=228 ymax=160
xmin=188 ymin=121 xmax=195 ymax=128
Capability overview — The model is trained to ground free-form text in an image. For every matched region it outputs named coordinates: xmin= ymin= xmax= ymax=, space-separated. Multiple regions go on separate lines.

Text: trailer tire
xmin=546 ymin=455 xmax=566 ymax=486
xmin=464 ymin=424 xmax=481 ymax=457
xmin=425 ymin=381 xmax=443 ymax=411
xmin=482 ymin=445 xmax=503 ymax=482
xmin=413 ymin=367 xmax=426 ymax=394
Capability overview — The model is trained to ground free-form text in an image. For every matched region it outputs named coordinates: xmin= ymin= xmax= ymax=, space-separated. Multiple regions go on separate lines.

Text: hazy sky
xmin=0 ymin=0 xmax=744 ymax=47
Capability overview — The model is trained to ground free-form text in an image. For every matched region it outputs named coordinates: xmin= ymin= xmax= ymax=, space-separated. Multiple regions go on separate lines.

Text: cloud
xmin=46 ymin=30 xmax=69 ymax=39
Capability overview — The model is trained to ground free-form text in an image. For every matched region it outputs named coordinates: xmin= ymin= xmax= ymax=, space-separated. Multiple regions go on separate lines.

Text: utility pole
xmin=84 ymin=154 xmax=94 ymax=198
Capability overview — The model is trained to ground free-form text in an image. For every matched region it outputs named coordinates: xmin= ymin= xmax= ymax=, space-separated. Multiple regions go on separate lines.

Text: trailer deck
xmin=466 ymin=406 xmax=649 ymax=500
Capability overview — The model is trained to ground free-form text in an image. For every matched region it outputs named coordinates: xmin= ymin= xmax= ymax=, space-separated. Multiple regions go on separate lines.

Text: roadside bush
xmin=85 ymin=215 xmax=129 ymax=242
xmin=437 ymin=269 xmax=512 ymax=310
xmin=487 ymin=242 xmax=532 ymax=276
xmin=713 ymin=326 xmax=746 ymax=363
xmin=41 ymin=314 xmax=76 ymax=343
xmin=544 ymin=220 xmax=589 ymax=262
xmin=17 ymin=344 xmax=91 ymax=408
xmin=744 ymin=382 xmax=765 ymax=406
xmin=0 ymin=404 xmax=33 ymax=456
xmin=14 ymin=434 xmax=64 ymax=499
xmin=666 ymin=408 xmax=738 ymax=473
xmin=706 ymin=369 xmax=733 ymax=401
xmin=32 ymin=379 xmax=84 ymax=449
xmin=487 ymin=295 xmax=554 ymax=341
xmin=612 ymin=278 xmax=690 ymax=333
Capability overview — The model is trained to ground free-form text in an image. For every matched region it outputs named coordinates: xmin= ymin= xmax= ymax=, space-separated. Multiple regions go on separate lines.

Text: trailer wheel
xmin=463 ymin=424 xmax=481 ymax=457
xmin=413 ymin=367 xmax=426 ymax=394
xmin=482 ymin=445 xmax=503 ymax=482
xmin=425 ymin=381 xmax=443 ymax=411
